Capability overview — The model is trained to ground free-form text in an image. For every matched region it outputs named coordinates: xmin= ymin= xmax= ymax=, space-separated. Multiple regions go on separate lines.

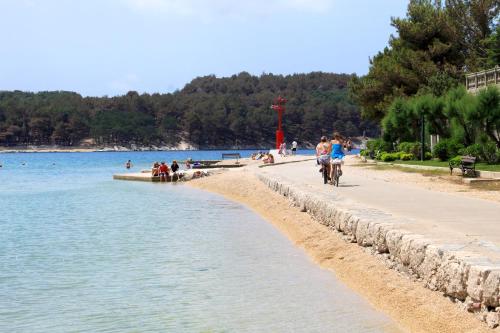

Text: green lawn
xmin=392 ymin=160 xmax=500 ymax=172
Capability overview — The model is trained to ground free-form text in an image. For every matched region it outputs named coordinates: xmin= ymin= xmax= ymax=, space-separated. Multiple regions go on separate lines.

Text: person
xmin=170 ymin=160 xmax=179 ymax=181
xmin=125 ymin=160 xmax=132 ymax=169
xmin=158 ymin=161 xmax=169 ymax=182
xmin=330 ymin=132 xmax=345 ymax=179
xmin=185 ymin=158 xmax=192 ymax=169
xmin=171 ymin=160 xmax=179 ymax=173
xmin=316 ymin=136 xmax=332 ymax=184
xmin=151 ymin=162 xmax=160 ymax=176
xmin=263 ymin=153 xmax=274 ymax=164
xmin=346 ymin=138 xmax=353 ymax=152
xmin=291 ymin=140 xmax=298 ymax=155
xmin=279 ymin=142 xmax=287 ymax=157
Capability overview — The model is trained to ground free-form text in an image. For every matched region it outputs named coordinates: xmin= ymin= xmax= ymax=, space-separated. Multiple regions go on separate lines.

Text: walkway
xmin=259 ymin=159 xmax=500 ymax=264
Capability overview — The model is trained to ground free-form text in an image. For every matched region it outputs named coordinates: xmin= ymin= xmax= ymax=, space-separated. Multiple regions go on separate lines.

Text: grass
xmin=391 ymin=160 xmax=500 ymax=172
xmin=354 ymin=162 xmax=448 ymax=177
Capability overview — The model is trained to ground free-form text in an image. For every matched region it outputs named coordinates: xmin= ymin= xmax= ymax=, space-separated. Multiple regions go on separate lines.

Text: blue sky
xmin=0 ymin=0 xmax=408 ymax=96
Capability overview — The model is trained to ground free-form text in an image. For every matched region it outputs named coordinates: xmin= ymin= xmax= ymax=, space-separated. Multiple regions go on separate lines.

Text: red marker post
xmin=271 ymin=96 xmax=287 ymax=149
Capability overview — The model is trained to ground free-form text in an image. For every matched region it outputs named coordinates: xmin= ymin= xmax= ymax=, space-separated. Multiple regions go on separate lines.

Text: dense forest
xmin=350 ymin=0 xmax=499 ymax=122
xmin=350 ymin=0 xmax=499 ymax=163
xmin=0 ymin=72 xmax=377 ymax=148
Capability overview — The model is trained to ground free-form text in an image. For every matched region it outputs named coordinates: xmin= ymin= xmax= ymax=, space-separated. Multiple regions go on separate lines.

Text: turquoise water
xmin=0 ymin=151 xmax=398 ymax=332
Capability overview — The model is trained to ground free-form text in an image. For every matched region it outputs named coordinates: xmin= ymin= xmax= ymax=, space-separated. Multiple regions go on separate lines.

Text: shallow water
xmin=0 ymin=151 xmax=399 ymax=332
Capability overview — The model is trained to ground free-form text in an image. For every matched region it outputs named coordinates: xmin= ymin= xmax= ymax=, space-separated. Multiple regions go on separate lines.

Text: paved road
xmin=259 ymin=159 xmax=500 ymax=263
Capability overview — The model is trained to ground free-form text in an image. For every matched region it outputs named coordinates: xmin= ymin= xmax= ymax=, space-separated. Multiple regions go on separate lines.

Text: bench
xmin=449 ymin=156 xmax=477 ymax=177
xmin=221 ymin=153 xmax=241 ymax=161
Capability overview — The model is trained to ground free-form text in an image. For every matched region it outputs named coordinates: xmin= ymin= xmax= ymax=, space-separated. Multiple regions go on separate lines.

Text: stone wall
xmin=257 ymin=173 xmax=500 ymax=328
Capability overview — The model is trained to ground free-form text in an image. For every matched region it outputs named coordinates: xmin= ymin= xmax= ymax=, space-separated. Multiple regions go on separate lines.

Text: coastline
xmin=0 ymin=144 xmax=314 ymax=154
xmin=189 ymin=169 xmax=492 ymax=333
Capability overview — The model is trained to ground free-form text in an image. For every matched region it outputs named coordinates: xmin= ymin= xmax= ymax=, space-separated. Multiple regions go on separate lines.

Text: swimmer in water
xmin=125 ymin=160 xmax=132 ymax=169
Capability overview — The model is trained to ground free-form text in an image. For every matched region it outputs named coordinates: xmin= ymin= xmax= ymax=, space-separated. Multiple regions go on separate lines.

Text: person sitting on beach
xmin=330 ymin=132 xmax=345 ymax=177
xmin=159 ymin=161 xmax=169 ymax=182
xmin=170 ymin=160 xmax=179 ymax=181
xmin=151 ymin=162 xmax=160 ymax=176
xmin=263 ymin=153 xmax=274 ymax=164
xmin=171 ymin=160 xmax=179 ymax=173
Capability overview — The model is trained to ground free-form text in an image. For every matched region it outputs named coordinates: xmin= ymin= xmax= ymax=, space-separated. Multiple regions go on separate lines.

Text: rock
xmin=486 ymin=311 xmax=500 ymax=329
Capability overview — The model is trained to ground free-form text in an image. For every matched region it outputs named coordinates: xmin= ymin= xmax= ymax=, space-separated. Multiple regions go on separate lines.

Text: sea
xmin=0 ymin=150 xmax=399 ymax=333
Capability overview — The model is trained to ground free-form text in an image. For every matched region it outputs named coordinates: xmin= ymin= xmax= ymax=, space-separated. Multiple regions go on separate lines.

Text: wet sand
xmin=189 ymin=169 xmax=493 ymax=333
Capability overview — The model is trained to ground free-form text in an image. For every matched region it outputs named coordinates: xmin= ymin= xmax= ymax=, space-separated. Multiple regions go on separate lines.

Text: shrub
xmin=360 ymin=149 xmax=369 ymax=157
xmin=380 ymin=152 xmax=398 ymax=162
xmin=432 ymin=139 xmax=464 ymax=161
xmin=432 ymin=140 xmax=450 ymax=160
xmin=397 ymin=141 xmax=429 ymax=157
xmin=425 ymin=152 xmax=432 ymax=160
xmin=400 ymin=153 xmax=415 ymax=161
xmin=375 ymin=150 xmax=385 ymax=160
xmin=366 ymin=139 xmax=393 ymax=153
xmin=481 ymin=141 xmax=499 ymax=164
xmin=397 ymin=142 xmax=414 ymax=154
xmin=449 ymin=155 xmax=461 ymax=166
xmin=459 ymin=144 xmax=482 ymax=160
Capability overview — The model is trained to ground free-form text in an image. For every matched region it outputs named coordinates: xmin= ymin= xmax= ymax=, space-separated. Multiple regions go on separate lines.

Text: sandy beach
xmin=189 ymin=163 xmax=495 ymax=333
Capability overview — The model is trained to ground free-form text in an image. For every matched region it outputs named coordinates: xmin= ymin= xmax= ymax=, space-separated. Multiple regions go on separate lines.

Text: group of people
xmin=251 ymin=151 xmax=275 ymax=163
xmin=316 ymin=132 xmax=346 ymax=184
xmin=151 ymin=160 xmax=180 ymax=181
xmin=277 ymin=140 xmax=298 ymax=157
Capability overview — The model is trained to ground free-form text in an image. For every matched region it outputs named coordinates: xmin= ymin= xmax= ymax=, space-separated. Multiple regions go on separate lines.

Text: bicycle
xmin=322 ymin=162 xmax=330 ymax=185
xmin=330 ymin=159 xmax=342 ymax=187
xmin=317 ymin=154 xmax=331 ymax=185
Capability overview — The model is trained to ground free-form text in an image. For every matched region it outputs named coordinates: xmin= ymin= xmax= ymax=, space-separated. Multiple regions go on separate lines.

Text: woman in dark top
xmin=171 ymin=160 xmax=179 ymax=173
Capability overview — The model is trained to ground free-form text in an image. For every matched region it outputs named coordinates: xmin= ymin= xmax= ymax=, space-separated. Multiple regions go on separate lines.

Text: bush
xmin=432 ymin=140 xmax=449 ymax=160
xmin=366 ymin=139 xmax=393 ymax=153
xmin=397 ymin=141 xmax=429 ymax=157
xmin=432 ymin=139 xmax=464 ymax=161
xmin=397 ymin=142 xmax=414 ymax=154
xmin=400 ymin=153 xmax=415 ymax=161
xmin=449 ymin=155 xmax=461 ymax=166
xmin=380 ymin=152 xmax=399 ymax=162
xmin=425 ymin=152 xmax=432 ymax=160
xmin=481 ymin=141 xmax=499 ymax=164
xmin=459 ymin=144 xmax=482 ymax=160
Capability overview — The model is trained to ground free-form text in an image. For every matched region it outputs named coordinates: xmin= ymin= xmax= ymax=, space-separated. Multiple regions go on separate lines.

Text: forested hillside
xmin=0 ymin=72 xmax=377 ymax=148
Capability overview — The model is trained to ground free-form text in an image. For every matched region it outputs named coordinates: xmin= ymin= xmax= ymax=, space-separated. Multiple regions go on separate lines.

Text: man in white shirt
xmin=291 ymin=140 xmax=298 ymax=155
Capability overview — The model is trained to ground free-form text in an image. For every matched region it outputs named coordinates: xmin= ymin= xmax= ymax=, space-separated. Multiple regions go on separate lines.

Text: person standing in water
xmin=125 ymin=160 xmax=132 ymax=169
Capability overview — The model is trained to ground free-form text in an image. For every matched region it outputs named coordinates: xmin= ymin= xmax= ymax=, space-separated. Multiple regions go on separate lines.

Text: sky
xmin=0 ymin=0 xmax=408 ymax=97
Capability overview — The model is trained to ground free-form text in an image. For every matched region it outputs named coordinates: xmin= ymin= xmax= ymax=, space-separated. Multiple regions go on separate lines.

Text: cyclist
xmin=330 ymin=132 xmax=345 ymax=181
xmin=316 ymin=136 xmax=332 ymax=184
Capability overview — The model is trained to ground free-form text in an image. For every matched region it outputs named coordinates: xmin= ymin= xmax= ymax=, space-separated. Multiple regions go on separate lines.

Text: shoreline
xmin=188 ymin=169 xmax=492 ymax=333
xmin=0 ymin=145 xmax=316 ymax=154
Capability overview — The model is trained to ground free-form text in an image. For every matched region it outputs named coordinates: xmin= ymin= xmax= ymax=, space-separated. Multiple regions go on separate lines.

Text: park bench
xmin=449 ymin=156 xmax=477 ymax=177
xmin=221 ymin=153 xmax=241 ymax=161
